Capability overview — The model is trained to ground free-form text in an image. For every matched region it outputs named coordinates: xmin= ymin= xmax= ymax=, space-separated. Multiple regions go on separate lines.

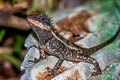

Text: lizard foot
xmin=46 ymin=67 xmax=57 ymax=76
xmin=91 ymin=67 xmax=102 ymax=76
xmin=44 ymin=67 xmax=57 ymax=79
xmin=91 ymin=71 xmax=102 ymax=76
xmin=46 ymin=59 xmax=64 ymax=77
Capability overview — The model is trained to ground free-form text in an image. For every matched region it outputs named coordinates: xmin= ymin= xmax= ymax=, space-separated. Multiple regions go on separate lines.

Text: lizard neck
xmin=31 ymin=25 xmax=53 ymax=45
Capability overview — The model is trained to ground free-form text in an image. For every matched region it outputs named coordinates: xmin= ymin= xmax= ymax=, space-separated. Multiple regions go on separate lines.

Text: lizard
xmin=26 ymin=12 xmax=120 ymax=76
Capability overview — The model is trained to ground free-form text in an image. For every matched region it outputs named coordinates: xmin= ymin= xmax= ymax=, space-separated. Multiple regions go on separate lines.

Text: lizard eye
xmin=41 ymin=17 xmax=45 ymax=21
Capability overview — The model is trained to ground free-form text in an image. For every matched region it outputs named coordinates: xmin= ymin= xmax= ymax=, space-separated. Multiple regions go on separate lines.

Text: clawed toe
xmin=91 ymin=71 xmax=102 ymax=76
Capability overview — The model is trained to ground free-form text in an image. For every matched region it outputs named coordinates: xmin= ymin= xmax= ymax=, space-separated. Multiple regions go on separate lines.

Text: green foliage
xmin=114 ymin=0 xmax=120 ymax=21
xmin=0 ymin=0 xmax=4 ymax=2
xmin=101 ymin=63 xmax=120 ymax=80
xmin=0 ymin=53 xmax=21 ymax=68
xmin=31 ymin=7 xmax=44 ymax=13
xmin=0 ymin=33 xmax=25 ymax=68
xmin=12 ymin=34 xmax=25 ymax=58
xmin=0 ymin=29 xmax=5 ymax=42
xmin=11 ymin=0 xmax=17 ymax=5
xmin=101 ymin=69 xmax=116 ymax=80
xmin=91 ymin=0 xmax=115 ymax=13
xmin=92 ymin=1 xmax=120 ymax=54
xmin=98 ymin=27 xmax=119 ymax=54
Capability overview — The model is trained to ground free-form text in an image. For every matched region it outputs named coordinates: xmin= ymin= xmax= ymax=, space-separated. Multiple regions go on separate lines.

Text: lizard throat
xmin=27 ymin=18 xmax=49 ymax=30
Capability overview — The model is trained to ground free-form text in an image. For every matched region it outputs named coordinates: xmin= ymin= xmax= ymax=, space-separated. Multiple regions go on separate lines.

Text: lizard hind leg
xmin=72 ymin=56 xmax=102 ymax=76
xmin=86 ymin=57 xmax=102 ymax=76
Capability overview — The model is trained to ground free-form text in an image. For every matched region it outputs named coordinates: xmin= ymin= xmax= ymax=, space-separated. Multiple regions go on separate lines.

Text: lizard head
xmin=27 ymin=12 xmax=53 ymax=30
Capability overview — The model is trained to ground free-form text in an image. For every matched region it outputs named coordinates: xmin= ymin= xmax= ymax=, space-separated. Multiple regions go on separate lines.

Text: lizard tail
xmin=86 ymin=26 xmax=120 ymax=56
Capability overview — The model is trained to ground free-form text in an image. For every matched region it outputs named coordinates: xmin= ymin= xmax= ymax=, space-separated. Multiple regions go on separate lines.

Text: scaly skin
xmin=27 ymin=12 xmax=120 ymax=76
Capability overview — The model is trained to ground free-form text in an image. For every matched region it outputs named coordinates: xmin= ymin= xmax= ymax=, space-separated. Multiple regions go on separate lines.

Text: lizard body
xmin=27 ymin=12 xmax=120 ymax=76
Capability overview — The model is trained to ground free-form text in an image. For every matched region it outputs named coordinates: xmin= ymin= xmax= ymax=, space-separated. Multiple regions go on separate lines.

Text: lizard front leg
xmin=28 ymin=42 xmax=47 ymax=63
xmin=38 ymin=42 xmax=47 ymax=60
xmin=28 ymin=48 xmax=46 ymax=63
xmin=47 ymin=59 xmax=64 ymax=76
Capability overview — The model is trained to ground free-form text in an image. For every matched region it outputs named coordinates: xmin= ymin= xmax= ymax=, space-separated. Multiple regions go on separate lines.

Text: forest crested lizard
xmin=27 ymin=12 xmax=120 ymax=76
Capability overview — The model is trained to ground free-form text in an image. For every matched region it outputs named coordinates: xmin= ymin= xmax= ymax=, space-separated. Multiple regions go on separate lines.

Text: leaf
xmin=12 ymin=34 xmax=25 ymax=57
xmin=0 ymin=53 xmax=21 ymax=68
xmin=0 ymin=29 xmax=5 ymax=42
xmin=11 ymin=0 xmax=17 ymax=5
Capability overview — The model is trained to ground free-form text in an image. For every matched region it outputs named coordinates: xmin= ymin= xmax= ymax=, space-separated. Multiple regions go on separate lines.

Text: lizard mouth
xmin=27 ymin=17 xmax=49 ymax=30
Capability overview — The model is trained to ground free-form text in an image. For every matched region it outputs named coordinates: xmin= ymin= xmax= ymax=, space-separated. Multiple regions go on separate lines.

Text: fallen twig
xmin=0 ymin=47 xmax=13 ymax=54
